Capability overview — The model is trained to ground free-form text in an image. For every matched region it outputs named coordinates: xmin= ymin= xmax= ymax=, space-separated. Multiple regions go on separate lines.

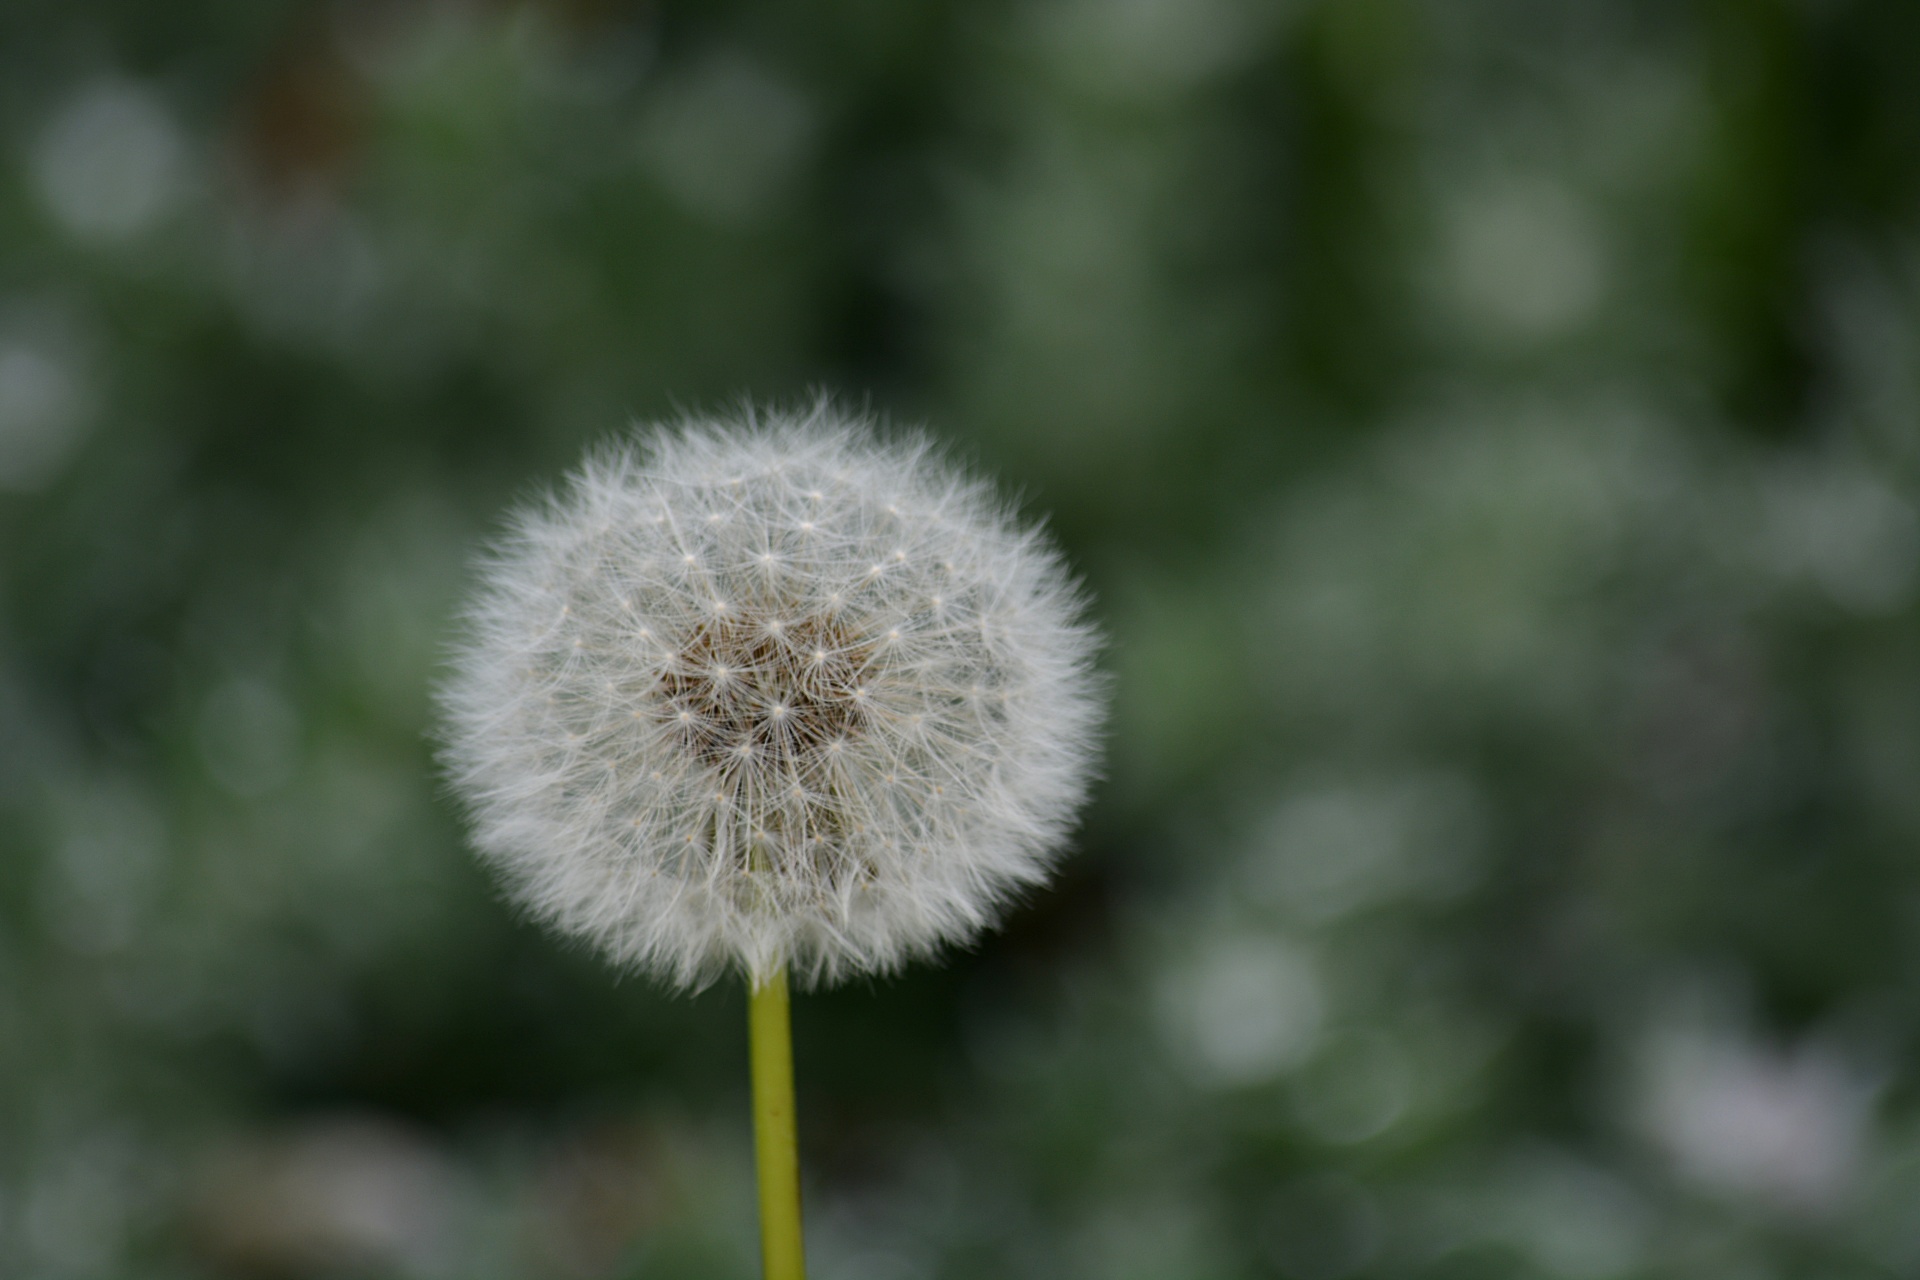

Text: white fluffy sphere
xmin=438 ymin=406 xmax=1104 ymax=989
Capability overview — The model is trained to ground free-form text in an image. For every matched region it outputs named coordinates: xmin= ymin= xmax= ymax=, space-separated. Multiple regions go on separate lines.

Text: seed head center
xmin=659 ymin=610 xmax=870 ymax=772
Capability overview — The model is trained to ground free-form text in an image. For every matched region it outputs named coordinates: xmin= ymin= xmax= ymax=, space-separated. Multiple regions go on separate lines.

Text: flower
xmin=438 ymin=404 xmax=1104 ymax=988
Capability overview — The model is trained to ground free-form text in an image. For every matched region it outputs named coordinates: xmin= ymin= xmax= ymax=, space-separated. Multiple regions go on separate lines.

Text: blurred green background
xmin=5 ymin=1 xmax=1920 ymax=1276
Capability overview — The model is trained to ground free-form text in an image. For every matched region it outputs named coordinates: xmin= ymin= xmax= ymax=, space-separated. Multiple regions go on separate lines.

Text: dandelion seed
xmin=438 ymin=403 xmax=1104 ymax=990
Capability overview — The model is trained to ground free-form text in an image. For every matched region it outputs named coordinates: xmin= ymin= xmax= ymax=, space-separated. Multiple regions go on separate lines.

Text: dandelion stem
xmin=749 ymin=967 xmax=806 ymax=1280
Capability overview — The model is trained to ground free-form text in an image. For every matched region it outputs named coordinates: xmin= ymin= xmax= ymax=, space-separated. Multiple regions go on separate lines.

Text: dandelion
xmin=437 ymin=402 xmax=1104 ymax=1279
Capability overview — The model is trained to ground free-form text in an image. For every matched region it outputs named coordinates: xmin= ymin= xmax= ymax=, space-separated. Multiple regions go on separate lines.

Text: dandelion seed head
xmin=438 ymin=404 xmax=1104 ymax=989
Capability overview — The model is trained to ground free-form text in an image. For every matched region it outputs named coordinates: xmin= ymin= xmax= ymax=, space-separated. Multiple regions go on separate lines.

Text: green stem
xmin=749 ymin=967 xmax=807 ymax=1280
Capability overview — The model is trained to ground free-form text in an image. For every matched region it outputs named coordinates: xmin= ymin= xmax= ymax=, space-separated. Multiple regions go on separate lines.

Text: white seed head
xmin=438 ymin=405 xmax=1104 ymax=989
